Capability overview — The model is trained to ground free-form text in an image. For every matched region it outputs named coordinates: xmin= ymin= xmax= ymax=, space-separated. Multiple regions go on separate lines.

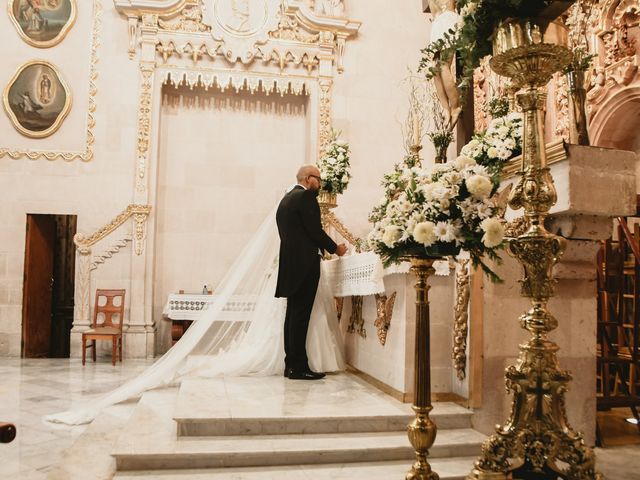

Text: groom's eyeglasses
xmin=308 ymin=175 xmax=321 ymax=182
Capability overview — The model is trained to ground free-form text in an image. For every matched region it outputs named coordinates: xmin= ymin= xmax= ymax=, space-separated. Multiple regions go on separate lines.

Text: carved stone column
xmin=126 ymin=13 xmax=160 ymax=358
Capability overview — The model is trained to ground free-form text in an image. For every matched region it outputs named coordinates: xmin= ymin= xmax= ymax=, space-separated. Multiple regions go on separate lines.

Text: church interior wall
xmin=0 ymin=1 xmax=143 ymax=355
xmin=0 ymin=0 xmax=436 ymax=358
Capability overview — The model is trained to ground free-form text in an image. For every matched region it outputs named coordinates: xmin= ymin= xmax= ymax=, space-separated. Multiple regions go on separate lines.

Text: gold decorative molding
xmin=0 ymin=0 xmax=101 ymax=161
xmin=374 ymin=291 xmax=396 ymax=346
xmin=7 ymin=0 xmax=77 ymax=49
xmin=554 ymin=73 xmax=570 ymax=141
xmin=136 ymin=61 xmax=155 ymax=192
xmin=318 ymin=79 xmax=332 ymax=153
xmin=323 ymin=210 xmax=359 ymax=248
xmin=74 ymin=204 xmax=151 ymax=250
xmin=452 ymin=259 xmax=470 ymax=381
xmin=347 ymin=295 xmax=365 ymax=338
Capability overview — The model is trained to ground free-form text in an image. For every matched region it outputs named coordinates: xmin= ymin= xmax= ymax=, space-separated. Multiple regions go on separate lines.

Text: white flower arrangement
xmin=368 ymin=155 xmax=505 ymax=282
xmin=459 ymin=110 xmax=523 ymax=179
xmin=317 ymin=132 xmax=351 ymax=195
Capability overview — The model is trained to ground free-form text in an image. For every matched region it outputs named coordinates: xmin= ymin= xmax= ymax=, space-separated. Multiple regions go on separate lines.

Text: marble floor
xmin=1 ymin=358 xmax=639 ymax=479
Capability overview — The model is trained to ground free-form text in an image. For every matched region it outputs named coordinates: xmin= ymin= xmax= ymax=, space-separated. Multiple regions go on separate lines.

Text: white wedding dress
xmin=46 ymin=204 xmax=345 ymax=425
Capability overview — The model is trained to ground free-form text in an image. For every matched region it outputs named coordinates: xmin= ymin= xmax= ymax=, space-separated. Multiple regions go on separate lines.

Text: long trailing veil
xmin=46 ymin=202 xmax=345 ymax=426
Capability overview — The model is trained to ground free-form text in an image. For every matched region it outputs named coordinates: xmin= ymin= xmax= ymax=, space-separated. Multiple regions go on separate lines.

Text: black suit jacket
xmin=275 ymin=186 xmax=337 ymax=298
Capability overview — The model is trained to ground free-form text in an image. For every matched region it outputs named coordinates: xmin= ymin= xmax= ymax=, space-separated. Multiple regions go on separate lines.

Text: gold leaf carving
xmin=374 ymin=292 xmax=396 ymax=346
xmin=452 ymin=260 xmax=470 ymax=380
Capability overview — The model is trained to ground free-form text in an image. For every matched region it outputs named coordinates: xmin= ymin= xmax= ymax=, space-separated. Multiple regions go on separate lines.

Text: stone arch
xmin=590 ymin=86 xmax=640 ymax=151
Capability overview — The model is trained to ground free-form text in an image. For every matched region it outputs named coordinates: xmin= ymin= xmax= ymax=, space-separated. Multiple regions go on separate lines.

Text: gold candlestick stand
xmin=468 ymin=16 xmax=601 ymax=480
xmin=406 ymin=256 xmax=440 ymax=480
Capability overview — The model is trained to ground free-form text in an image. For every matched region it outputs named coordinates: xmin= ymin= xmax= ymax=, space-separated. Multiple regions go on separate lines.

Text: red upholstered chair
xmin=82 ymin=289 xmax=125 ymax=366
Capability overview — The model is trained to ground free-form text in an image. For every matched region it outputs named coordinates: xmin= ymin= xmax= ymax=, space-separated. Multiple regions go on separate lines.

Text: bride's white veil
xmin=46 ymin=202 xmax=294 ymax=425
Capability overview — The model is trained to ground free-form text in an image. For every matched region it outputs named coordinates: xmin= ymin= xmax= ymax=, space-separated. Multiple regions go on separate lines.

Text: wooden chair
xmin=82 ymin=289 xmax=125 ymax=366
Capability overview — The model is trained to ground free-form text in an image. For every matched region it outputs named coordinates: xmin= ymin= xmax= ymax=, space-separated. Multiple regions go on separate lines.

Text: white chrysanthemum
xmin=382 ymin=226 xmax=403 ymax=247
xmin=476 ymin=200 xmax=493 ymax=219
xmin=466 ymin=174 xmax=492 ymax=199
xmin=413 ymin=222 xmax=437 ymax=246
xmin=480 ymin=217 xmax=504 ymax=248
xmin=435 ymin=221 xmax=457 ymax=242
xmin=487 ymin=146 xmax=498 ymax=158
xmin=419 ymin=183 xmax=437 ymax=200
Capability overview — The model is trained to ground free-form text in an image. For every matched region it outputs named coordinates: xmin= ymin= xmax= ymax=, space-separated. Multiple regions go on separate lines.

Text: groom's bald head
xmin=296 ymin=164 xmax=321 ymax=191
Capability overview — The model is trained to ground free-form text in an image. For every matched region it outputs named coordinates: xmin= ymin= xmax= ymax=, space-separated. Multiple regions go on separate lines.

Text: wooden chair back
xmin=92 ymin=289 xmax=126 ymax=330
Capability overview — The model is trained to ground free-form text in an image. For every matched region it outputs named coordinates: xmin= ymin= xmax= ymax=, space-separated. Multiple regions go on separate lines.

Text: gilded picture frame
xmin=8 ymin=0 xmax=77 ymax=48
xmin=3 ymin=60 xmax=72 ymax=138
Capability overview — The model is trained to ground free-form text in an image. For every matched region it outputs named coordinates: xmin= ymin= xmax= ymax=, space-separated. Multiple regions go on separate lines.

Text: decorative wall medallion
xmin=3 ymin=61 xmax=72 ymax=138
xmin=202 ymin=0 xmax=281 ymax=63
xmin=8 ymin=0 xmax=77 ymax=48
xmin=214 ymin=0 xmax=268 ymax=36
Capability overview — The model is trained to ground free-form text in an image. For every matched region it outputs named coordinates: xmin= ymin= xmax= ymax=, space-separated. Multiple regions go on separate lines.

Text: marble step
xmin=174 ymin=376 xmax=473 ymax=436
xmin=113 ymin=429 xmax=485 ymax=471
xmin=114 ymin=456 xmax=479 ymax=480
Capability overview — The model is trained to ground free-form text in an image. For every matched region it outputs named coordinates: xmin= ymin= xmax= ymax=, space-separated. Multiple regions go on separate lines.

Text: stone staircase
xmin=112 ymin=373 xmax=484 ymax=479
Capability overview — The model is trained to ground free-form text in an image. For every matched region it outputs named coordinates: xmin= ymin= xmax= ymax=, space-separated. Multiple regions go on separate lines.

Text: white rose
xmin=480 ymin=217 xmax=504 ymax=248
xmin=487 ymin=147 xmax=498 ymax=158
xmin=466 ymin=174 xmax=492 ymax=199
xmin=412 ymin=222 xmax=437 ymax=246
xmin=382 ymin=226 xmax=403 ymax=248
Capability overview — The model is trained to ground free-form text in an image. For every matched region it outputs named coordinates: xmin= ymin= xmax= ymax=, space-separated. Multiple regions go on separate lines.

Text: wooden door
xmin=50 ymin=215 xmax=77 ymax=358
xmin=22 ymin=215 xmax=56 ymax=358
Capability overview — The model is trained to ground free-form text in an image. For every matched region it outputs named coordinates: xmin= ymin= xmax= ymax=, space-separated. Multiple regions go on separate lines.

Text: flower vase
xmin=403 ymin=255 xmax=441 ymax=480
xmin=318 ymin=190 xmax=337 ymax=230
xmin=566 ymin=69 xmax=590 ymax=145
xmin=434 ymin=142 xmax=449 ymax=164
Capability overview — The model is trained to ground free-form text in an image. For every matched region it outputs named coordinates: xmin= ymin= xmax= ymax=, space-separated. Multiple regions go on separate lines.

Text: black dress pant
xmin=284 ymin=258 xmax=321 ymax=372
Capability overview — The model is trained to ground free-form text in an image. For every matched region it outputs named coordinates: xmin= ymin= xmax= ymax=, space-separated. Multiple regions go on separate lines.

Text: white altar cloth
xmin=162 ymin=294 xmax=257 ymax=322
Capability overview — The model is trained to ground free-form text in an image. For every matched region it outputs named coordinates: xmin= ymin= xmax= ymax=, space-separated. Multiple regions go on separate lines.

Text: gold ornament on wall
xmin=8 ymin=0 xmax=77 ymax=48
xmin=3 ymin=60 xmax=72 ymax=138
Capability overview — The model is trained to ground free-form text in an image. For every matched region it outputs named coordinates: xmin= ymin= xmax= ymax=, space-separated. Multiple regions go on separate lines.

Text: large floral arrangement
xmin=318 ymin=132 xmax=351 ymax=195
xmin=460 ymin=100 xmax=523 ymax=181
xmin=418 ymin=0 xmax=561 ymax=98
xmin=368 ymin=155 xmax=505 ymax=282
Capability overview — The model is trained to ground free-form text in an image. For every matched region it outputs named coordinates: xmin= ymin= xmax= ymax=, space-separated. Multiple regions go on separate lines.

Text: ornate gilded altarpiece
xmin=472 ymin=0 xmax=640 ymax=147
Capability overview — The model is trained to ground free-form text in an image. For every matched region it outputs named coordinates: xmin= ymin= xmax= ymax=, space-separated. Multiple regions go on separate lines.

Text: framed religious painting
xmin=3 ymin=60 xmax=72 ymax=138
xmin=8 ymin=0 xmax=77 ymax=48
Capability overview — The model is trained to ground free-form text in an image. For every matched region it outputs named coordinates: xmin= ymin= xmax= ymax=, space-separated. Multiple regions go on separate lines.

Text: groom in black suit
xmin=275 ymin=165 xmax=347 ymax=380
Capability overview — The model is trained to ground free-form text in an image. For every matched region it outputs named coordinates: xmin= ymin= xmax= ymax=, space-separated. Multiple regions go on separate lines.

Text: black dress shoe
xmin=284 ymin=366 xmax=293 ymax=378
xmin=288 ymin=370 xmax=325 ymax=380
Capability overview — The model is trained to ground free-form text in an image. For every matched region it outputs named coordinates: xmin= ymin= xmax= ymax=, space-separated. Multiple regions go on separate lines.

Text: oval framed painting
xmin=3 ymin=61 xmax=72 ymax=138
xmin=8 ymin=0 xmax=77 ymax=48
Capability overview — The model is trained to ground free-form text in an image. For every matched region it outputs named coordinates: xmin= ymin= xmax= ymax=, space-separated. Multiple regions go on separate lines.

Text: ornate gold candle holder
xmin=468 ymin=16 xmax=601 ymax=480
xmin=405 ymin=256 xmax=440 ymax=480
